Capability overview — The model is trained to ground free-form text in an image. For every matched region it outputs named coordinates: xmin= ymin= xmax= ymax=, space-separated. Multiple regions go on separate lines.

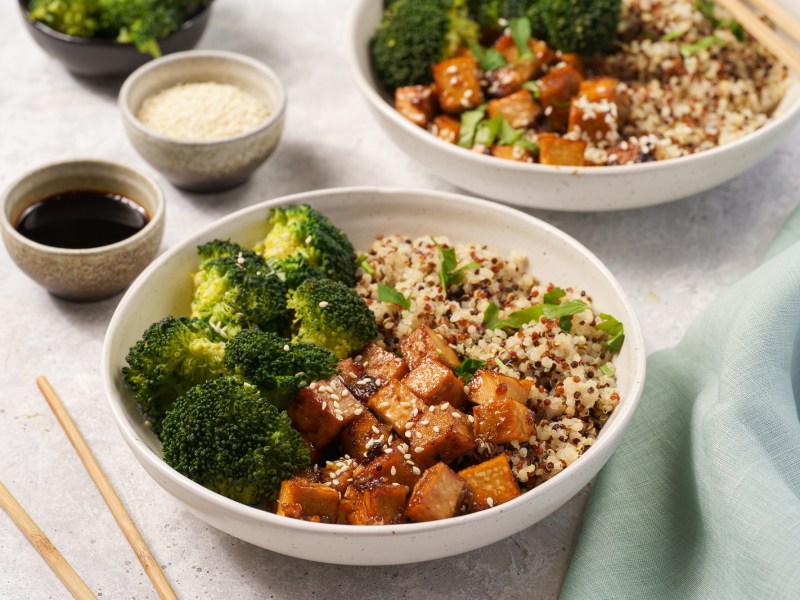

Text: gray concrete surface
xmin=1 ymin=1 xmax=798 ymax=599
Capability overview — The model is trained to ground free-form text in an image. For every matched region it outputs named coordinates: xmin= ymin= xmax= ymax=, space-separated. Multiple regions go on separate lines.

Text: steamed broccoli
xmin=287 ymin=278 xmax=378 ymax=359
xmin=537 ymin=0 xmax=621 ymax=55
xmin=161 ymin=377 xmax=310 ymax=506
xmin=122 ymin=316 xmax=227 ymax=432
xmin=371 ymin=0 xmax=480 ymax=91
xmin=224 ymin=328 xmax=338 ymax=409
xmin=190 ymin=240 xmax=290 ymax=339
xmin=469 ymin=0 xmax=534 ymax=31
xmin=253 ymin=204 xmax=357 ymax=289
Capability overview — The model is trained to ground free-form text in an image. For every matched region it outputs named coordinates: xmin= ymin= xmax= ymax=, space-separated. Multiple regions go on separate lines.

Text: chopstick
xmin=716 ymin=0 xmax=800 ymax=75
xmin=0 ymin=481 xmax=95 ymax=600
xmin=745 ymin=0 xmax=800 ymax=44
xmin=36 ymin=376 xmax=178 ymax=600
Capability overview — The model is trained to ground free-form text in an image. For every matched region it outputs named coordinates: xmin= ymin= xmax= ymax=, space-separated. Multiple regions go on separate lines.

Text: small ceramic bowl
xmin=119 ymin=50 xmax=287 ymax=192
xmin=1 ymin=159 xmax=165 ymax=302
xmin=18 ymin=0 xmax=212 ymax=78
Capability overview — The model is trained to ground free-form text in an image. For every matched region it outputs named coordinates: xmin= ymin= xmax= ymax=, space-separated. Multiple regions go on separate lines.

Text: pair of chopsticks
xmin=717 ymin=0 xmax=800 ymax=75
xmin=0 ymin=377 xmax=177 ymax=600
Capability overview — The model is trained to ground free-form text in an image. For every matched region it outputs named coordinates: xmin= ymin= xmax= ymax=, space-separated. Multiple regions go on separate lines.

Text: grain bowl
xmin=103 ymin=188 xmax=645 ymax=564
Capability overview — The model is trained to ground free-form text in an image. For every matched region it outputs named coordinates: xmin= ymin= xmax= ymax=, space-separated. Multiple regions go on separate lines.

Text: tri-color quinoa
xmin=356 ymin=235 xmax=622 ymax=488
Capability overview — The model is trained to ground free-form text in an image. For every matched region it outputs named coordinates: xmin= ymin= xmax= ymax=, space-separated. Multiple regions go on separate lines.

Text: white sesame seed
xmin=330 ymin=394 xmax=340 ymax=401
xmin=415 ymin=447 xmax=424 ymax=453
xmin=336 ymin=414 xmax=344 ymax=422
xmin=283 ymin=344 xmax=290 ymax=351
xmin=487 ymin=497 xmax=495 ymax=507
xmin=354 ymin=408 xmax=363 ymax=415
xmin=433 ymin=426 xmax=440 ymax=433
xmin=319 ymin=301 xmax=329 ymax=308
xmin=305 ymin=235 xmax=312 ymax=244
xmin=384 ymin=447 xmax=393 ymax=454
xmin=391 ymin=466 xmax=397 ymax=476
xmin=371 ymin=426 xmax=380 ymax=434
xmin=412 ymin=466 xmax=421 ymax=476
xmin=321 ymin=401 xmax=327 ymax=411
xmin=404 ymin=453 xmax=412 ymax=460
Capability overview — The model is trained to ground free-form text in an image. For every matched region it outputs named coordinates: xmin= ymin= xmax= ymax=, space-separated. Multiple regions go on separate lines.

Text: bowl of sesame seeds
xmin=119 ymin=49 xmax=286 ymax=192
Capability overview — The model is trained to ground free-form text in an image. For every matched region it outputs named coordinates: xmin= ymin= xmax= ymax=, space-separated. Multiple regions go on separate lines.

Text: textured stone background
xmin=1 ymin=1 xmax=799 ymax=598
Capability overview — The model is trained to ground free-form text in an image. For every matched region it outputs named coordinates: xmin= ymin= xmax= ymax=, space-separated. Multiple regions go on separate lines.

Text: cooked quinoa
xmin=356 ymin=235 xmax=622 ymax=488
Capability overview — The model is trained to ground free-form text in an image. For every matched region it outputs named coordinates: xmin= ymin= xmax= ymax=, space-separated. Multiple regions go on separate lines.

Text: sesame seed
xmin=305 ymin=235 xmax=312 ymax=244
xmin=414 ymin=446 xmax=424 ymax=453
xmin=452 ymin=412 xmax=462 ymax=418
xmin=371 ymin=426 xmax=380 ymax=434
xmin=433 ymin=426 xmax=440 ymax=433
xmin=321 ymin=401 xmax=327 ymax=410
xmin=487 ymin=497 xmax=494 ymax=507
xmin=283 ymin=344 xmax=290 ymax=351
xmin=412 ymin=466 xmax=421 ymax=476
xmin=319 ymin=301 xmax=329 ymax=308
xmin=384 ymin=447 xmax=393 ymax=454
xmin=391 ymin=466 xmax=397 ymax=476
xmin=336 ymin=414 xmax=344 ymax=422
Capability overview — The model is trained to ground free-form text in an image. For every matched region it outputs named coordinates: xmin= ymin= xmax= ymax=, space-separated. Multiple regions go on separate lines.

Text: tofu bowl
xmin=102 ymin=187 xmax=646 ymax=564
xmin=347 ymin=0 xmax=800 ymax=211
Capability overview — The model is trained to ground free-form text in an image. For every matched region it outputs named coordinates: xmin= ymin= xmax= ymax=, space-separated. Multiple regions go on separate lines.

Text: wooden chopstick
xmin=716 ymin=0 xmax=800 ymax=75
xmin=36 ymin=376 xmax=178 ymax=600
xmin=744 ymin=0 xmax=800 ymax=45
xmin=0 ymin=480 xmax=95 ymax=600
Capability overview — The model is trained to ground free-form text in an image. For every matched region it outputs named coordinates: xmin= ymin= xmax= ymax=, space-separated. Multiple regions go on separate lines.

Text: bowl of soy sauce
xmin=1 ymin=159 xmax=165 ymax=301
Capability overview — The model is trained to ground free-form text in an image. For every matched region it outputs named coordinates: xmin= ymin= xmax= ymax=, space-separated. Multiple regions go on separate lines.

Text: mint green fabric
xmin=561 ymin=208 xmax=800 ymax=600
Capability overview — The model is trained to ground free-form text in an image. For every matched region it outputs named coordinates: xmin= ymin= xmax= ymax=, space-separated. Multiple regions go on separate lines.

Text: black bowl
xmin=18 ymin=1 xmax=212 ymax=78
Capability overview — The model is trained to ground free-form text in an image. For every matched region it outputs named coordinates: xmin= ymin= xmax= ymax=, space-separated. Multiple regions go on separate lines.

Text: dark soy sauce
xmin=16 ymin=190 xmax=150 ymax=249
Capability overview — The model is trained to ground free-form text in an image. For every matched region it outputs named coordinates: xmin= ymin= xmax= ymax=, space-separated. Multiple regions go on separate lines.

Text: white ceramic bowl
xmin=346 ymin=0 xmax=800 ymax=212
xmin=102 ymin=187 xmax=646 ymax=565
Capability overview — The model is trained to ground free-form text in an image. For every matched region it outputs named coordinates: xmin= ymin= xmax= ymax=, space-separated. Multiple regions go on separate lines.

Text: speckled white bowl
xmin=1 ymin=159 xmax=165 ymax=302
xmin=119 ymin=50 xmax=286 ymax=192
xmin=347 ymin=0 xmax=800 ymax=211
xmin=103 ymin=187 xmax=646 ymax=565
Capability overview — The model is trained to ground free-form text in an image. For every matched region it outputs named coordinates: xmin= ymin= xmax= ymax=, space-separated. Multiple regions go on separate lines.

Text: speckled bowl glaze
xmin=1 ymin=159 xmax=165 ymax=302
xmin=119 ymin=50 xmax=287 ymax=192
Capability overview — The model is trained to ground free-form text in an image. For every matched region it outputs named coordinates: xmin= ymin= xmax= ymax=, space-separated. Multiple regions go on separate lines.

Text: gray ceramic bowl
xmin=1 ymin=159 xmax=165 ymax=302
xmin=119 ymin=50 xmax=287 ymax=192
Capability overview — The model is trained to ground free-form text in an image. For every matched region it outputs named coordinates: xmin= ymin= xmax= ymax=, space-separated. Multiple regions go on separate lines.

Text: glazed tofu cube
xmin=343 ymin=483 xmax=408 ymax=525
xmin=487 ymin=89 xmax=541 ymax=129
xmin=400 ymin=325 xmax=461 ymax=371
xmin=473 ymin=397 xmax=536 ymax=444
xmin=355 ymin=448 xmax=420 ymax=489
xmin=430 ymin=114 xmax=461 ymax=145
xmin=492 ymin=145 xmax=533 ymax=162
xmin=402 ymin=359 xmax=465 ymax=408
xmin=538 ymin=134 xmax=586 ymax=167
xmin=485 ymin=62 xmax=535 ymax=98
xmin=395 ymin=85 xmax=437 ymax=128
xmin=276 ymin=479 xmax=340 ymax=523
xmin=336 ymin=358 xmax=378 ymax=403
xmin=538 ymin=65 xmax=583 ymax=132
xmin=288 ymin=376 xmax=365 ymax=448
xmin=405 ymin=463 xmax=467 ymax=522
xmin=432 ymin=56 xmax=484 ymax=113
xmin=407 ymin=403 xmax=476 ymax=469
xmin=568 ymin=96 xmax=618 ymax=142
xmin=459 ymin=455 xmax=521 ymax=511
xmin=340 ymin=411 xmax=393 ymax=463
xmin=492 ymin=35 xmax=555 ymax=76
xmin=368 ymin=380 xmax=427 ymax=438
xmin=467 ymin=369 xmax=532 ymax=406
xmin=362 ymin=342 xmax=409 ymax=384
xmin=560 ymin=53 xmax=586 ymax=78
xmin=320 ymin=458 xmax=359 ymax=494
xmin=579 ymin=76 xmax=630 ymax=123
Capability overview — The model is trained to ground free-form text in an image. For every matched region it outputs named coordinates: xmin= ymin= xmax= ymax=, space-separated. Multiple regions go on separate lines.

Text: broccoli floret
xmin=254 ymin=204 xmax=357 ymax=289
xmin=190 ymin=240 xmax=290 ymax=339
xmin=537 ymin=0 xmax=621 ymax=55
xmin=122 ymin=316 xmax=227 ymax=432
xmin=287 ymin=278 xmax=378 ymax=359
xmin=371 ymin=0 xmax=480 ymax=92
xmin=224 ymin=328 xmax=338 ymax=409
xmin=469 ymin=0 xmax=533 ymax=30
xmin=161 ymin=377 xmax=310 ymax=506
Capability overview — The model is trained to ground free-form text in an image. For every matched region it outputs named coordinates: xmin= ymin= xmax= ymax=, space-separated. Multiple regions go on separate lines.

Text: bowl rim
xmin=102 ymin=186 xmax=647 ymax=538
xmin=345 ymin=0 xmax=800 ymax=178
xmin=18 ymin=0 xmax=210 ymax=47
xmin=118 ymin=49 xmax=288 ymax=148
xmin=0 ymin=158 xmax=165 ymax=257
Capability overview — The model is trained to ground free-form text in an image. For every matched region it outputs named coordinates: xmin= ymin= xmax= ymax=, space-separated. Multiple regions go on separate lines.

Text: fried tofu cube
xmin=492 ymin=145 xmax=533 ymax=162
xmin=362 ymin=342 xmax=409 ymax=384
xmin=459 ymin=455 xmax=521 ymax=511
xmin=320 ymin=458 xmax=359 ymax=494
xmin=578 ymin=76 xmax=630 ymax=124
xmin=343 ymin=483 xmax=408 ymax=525
xmin=430 ymin=114 xmax=461 ymax=145
xmin=406 ymin=463 xmax=467 ymax=522
xmin=276 ymin=479 xmax=340 ymax=523
xmin=487 ymin=89 xmax=541 ymax=129
xmin=355 ymin=448 xmax=420 ymax=489
xmin=468 ymin=369 xmax=532 ymax=406
xmin=402 ymin=359 xmax=465 ymax=408
xmin=473 ymin=397 xmax=536 ymax=444
xmin=485 ymin=62 xmax=535 ymax=98
xmin=492 ymin=35 xmax=554 ymax=76
xmin=538 ymin=134 xmax=586 ymax=167
xmin=336 ymin=358 xmax=379 ymax=403
xmin=340 ymin=411 xmax=393 ymax=464
xmin=432 ymin=56 xmax=484 ymax=113
xmin=395 ymin=85 xmax=437 ymax=128
xmin=537 ymin=65 xmax=583 ymax=132
xmin=407 ymin=403 xmax=476 ymax=469
xmin=288 ymin=376 xmax=365 ymax=448
xmin=560 ymin=53 xmax=586 ymax=78
xmin=368 ymin=380 xmax=427 ymax=438
xmin=400 ymin=325 xmax=460 ymax=371
xmin=568 ymin=96 xmax=618 ymax=143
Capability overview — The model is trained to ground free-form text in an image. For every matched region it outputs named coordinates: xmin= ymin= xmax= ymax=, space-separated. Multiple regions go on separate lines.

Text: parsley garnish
xmin=695 ymin=0 xmax=746 ymax=41
xmin=454 ymin=357 xmax=487 ymax=383
xmin=596 ymin=313 xmax=625 ymax=352
xmin=543 ymin=287 xmax=567 ymax=305
xmin=680 ymin=35 xmax=727 ymax=57
xmin=522 ymin=81 xmax=541 ymax=100
xmin=377 ymin=282 xmax=411 ymax=310
xmin=497 ymin=117 xmax=524 ymax=145
xmin=434 ymin=239 xmax=479 ymax=293
xmin=542 ymin=300 xmax=589 ymax=319
xmin=509 ymin=17 xmax=533 ymax=61
xmin=514 ymin=138 xmax=539 ymax=156
xmin=468 ymin=41 xmax=507 ymax=71
xmin=475 ymin=115 xmax=504 ymax=146
xmin=458 ymin=105 xmax=487 ymax=148
xmin=494 ymin=359 xmax=515 ymax=377
xmin=600 ymin=363 xmax=615 ymax=378
xmin=483 ymin=295 xmax=588 ymax=332
xmin=356 ymin=253 xmax=376 ymax=277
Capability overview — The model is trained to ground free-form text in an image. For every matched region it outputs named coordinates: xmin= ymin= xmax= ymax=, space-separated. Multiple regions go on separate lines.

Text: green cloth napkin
xmin=561 ymin=208 xmax=800 ymax=599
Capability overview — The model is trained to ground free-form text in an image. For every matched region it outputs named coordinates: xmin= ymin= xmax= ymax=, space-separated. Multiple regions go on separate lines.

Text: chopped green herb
xmin=663 ymin=30 xmax=684 ymax=42
xmin=454 ymin=357 xmax=487 ymax=383
xmin=680 ymin=35 xmax=727 ymax=57
xmin=483 ymin=302 xmax=543 ymax=331
xmin=543 ymin=287 xmax=567 ymax=305
xmin=468 ymin=41 xmax=507 ymax=71
xmin=458 ymin=105 xmax=487 ymax=148
xmin=494 ymin=359 xmax=515 ymax=377
xmin=558 ymin=315 xmax=573 ymax=333
xmin=509 ymin=17 xmax=533 ymax=61
xmin=475 ymin=115 xmax=504 ymax=146
xmin=497 ymin=117 xmax=524 ymax=145
xmin=600 ymin=363 xmax=615 ymax=378
xmin=483 ymin=302 xmax=500 ymax=330
xmin=377 ymin=282 xmax=411 ymax=310
xmin=542 ymin=300 xmax=589 ymax=319
xmin=434 ymin=239 xmax=479 ymax=293
xmin=695 ymin=0 xmax=745 ymax=41
xmin=514 ymin=138 xmax=539 ymax=156
xmin=596 ymin=313 xmax=625 ymax=352
xmin=522 ymin=81 xmax=541 ymax=100
xmin=356 ymin=254 xmax=376 ymax=277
